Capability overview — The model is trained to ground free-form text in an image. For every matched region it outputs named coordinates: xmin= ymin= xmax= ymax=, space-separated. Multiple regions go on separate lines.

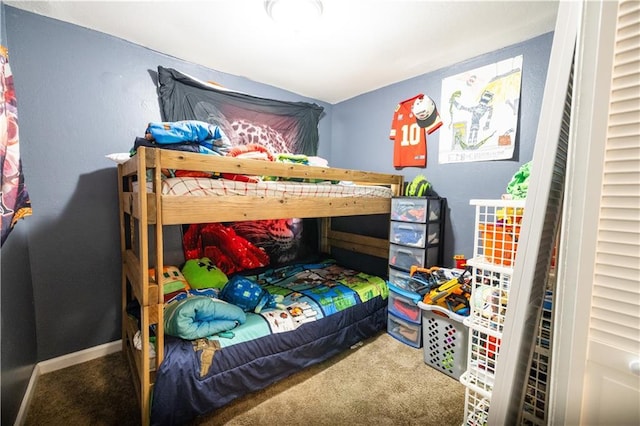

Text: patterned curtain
xmin=0 ymin=34 xmax=31 ymax=245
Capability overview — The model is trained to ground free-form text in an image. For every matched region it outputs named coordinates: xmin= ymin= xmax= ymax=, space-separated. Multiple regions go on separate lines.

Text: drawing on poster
xmin=439 ymin=55 xmax=523 ymax=164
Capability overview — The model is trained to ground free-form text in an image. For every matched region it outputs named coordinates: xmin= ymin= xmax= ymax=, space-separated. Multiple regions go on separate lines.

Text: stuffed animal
xmin=181 ymin=257 xmax=229 ymax=290
xmin=219 ymin=275 xmax=284 ymax=313
xmin=148 ymin=266 xmax=190 ymax=295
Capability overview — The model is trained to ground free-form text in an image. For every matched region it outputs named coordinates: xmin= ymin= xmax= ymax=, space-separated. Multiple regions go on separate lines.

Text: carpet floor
xmin=24 ymin=331 xmax=466 ymax=425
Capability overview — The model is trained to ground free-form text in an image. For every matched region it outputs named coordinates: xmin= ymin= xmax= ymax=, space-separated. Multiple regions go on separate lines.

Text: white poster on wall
xmin=439 ymin=55 xmax=523 ymax=164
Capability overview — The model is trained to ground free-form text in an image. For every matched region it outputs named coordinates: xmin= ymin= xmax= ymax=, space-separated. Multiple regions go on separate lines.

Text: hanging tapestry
xmin=156 ymin=66 xmax=324 ymax=155
xmin=0 ymin=45 xmax=31 ymax=246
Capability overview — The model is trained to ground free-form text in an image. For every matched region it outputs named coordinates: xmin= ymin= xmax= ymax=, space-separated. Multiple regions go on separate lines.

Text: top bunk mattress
xmin=157 ymin=177 xmax=394 ymax=198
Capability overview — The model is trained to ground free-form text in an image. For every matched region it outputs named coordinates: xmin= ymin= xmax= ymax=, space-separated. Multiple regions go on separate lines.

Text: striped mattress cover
xmin=156 ymin=177 xmax=394 ymax=198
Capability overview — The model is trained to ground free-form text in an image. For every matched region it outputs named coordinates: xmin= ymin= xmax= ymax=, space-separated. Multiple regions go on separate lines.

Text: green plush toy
xmin=149 ymin=265 xmax=190 ymax=294
xmin=182 ymin=257 xmax=229 ymax=290
xmin=506 ymin=161 xmax=532 ymax=199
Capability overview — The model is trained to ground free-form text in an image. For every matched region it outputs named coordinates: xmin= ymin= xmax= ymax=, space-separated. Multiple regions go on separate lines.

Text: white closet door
xmin=581 ymin=1 xmax=640 ymax=424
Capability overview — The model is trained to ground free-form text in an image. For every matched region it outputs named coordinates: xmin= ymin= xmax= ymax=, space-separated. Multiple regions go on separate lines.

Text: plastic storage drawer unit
xmin=387 ymin=312 xmax=422 ymax=348
xmin=419 ymin=302 xmax=468 ymax=380
xmin=389 ymin=196 xmax=446 ymax=270
xmin=387 ymin=282 xmax=422 ymax=323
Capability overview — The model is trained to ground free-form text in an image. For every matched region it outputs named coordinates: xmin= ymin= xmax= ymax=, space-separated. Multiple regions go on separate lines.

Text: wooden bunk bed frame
xmin=117 ymin=146 xmax=403 ymax=425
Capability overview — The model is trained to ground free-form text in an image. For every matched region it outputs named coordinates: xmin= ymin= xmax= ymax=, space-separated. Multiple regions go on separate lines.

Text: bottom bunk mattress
xmin=151 ymin=260 xmax=389 ymax=425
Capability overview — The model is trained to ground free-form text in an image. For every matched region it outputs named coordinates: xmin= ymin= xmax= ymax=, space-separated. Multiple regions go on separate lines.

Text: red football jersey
xmin=390 ymin=94 xmax=427 ymax=168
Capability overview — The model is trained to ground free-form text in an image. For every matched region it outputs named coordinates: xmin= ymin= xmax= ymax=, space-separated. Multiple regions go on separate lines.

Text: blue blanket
xmin=164 ymin=296 xmax=246 ymax=340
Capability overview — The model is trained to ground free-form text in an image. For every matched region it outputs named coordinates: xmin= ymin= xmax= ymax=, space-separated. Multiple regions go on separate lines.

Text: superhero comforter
xmin=151 ymin=260 xmax=389 ymax=425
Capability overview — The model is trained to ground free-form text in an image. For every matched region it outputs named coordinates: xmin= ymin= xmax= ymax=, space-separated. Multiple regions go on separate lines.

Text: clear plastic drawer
xmin=389 ymin=244 xmax=425 ymax=271
xmin=390 ymin=221 xmax=427 ymax=248
xmin=391 ymin=197 xmax=443 ymax=223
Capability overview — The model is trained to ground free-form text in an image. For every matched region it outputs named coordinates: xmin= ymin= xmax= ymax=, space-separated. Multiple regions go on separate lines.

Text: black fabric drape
xmin=157 ymin=66 xmax=323 ymax=155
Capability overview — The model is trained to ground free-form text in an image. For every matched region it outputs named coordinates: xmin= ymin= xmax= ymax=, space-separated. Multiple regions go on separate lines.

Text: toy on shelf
xmin=472 ymin=284 xmax=509 ymax=324
xmin=497 ymin=206 xmax=524 ymax=224
xmin=454 ymin=254 xmax=467 ymax=269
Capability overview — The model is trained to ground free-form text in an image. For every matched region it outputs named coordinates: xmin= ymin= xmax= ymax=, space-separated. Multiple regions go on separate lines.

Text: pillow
xmin=223 ymin=143 xmax=274 ymax=182
xmin=105 ymin=152 xmax=131 ymax=164
xmin=149 ymin=266 xmax=190 ymax=295
xmin=181 ymin=257 xmax=229 ymax=289
xmin=218 ymin=275 xmax=283 ymax=313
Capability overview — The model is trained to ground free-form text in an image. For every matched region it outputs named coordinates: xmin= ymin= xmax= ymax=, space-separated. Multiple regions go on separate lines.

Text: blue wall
xmin=1 ymin=4 xmax=552 ymax=424
xmin=1 ymin=223 xmax=37 ymax=425
xmin=332 ymin=33 xmax=552 ymax=262
xmin=1 ymin=4 xmax=37 ymax=424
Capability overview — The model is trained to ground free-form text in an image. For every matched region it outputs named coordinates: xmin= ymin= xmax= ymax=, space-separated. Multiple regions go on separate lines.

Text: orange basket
xmin=478 ymin=222 xmax=521 ymax=266
xmin=471 ymin=201 xmax=525 ymax=267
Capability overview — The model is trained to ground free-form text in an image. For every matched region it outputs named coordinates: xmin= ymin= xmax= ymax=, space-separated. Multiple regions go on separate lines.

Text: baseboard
xmin=14 ymin=340 xmax=122 ymax=426
xmin=38 ymin=339 xmax=122 ymax=374
xmin=14 ymin=363 xmax=40 ymax=426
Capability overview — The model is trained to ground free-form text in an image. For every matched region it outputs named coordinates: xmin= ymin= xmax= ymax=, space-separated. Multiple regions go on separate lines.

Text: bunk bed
xmin=118 ymin=146 xmax=404 ymax=425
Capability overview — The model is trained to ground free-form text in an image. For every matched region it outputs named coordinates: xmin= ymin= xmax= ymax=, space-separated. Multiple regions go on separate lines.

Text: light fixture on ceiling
xmin=264 ymin=0 xmax=323 ymax=27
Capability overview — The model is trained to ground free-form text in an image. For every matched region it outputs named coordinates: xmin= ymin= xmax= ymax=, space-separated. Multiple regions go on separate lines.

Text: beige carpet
xmin=25 ymin=331 xmax=466 ymax=425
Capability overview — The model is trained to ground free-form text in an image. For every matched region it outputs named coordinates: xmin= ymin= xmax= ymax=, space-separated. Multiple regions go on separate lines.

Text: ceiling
xmin=6 ymin=0 xmax=559 ymax=104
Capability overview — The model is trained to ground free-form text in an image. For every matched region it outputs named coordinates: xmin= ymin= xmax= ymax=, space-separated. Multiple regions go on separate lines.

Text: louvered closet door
xmin=581 ymin=1 xmax=640 ymax=424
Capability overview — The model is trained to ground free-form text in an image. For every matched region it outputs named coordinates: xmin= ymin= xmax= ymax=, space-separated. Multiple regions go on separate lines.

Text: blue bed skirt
xmin=151 ymin=286 xmax=387 ymax=425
